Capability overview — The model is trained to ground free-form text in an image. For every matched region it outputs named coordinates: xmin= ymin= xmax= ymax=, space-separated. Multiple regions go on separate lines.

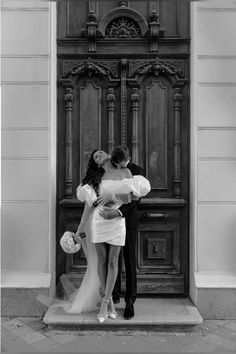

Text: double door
xmin=57 ymin=56 xmax=189 ymax=295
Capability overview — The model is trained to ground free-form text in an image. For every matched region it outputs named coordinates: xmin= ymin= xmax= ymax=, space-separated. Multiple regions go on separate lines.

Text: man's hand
xmin=99 ymin=207 xmax=121 ymax=219
xmin=95 ymin=195 xmax=114 ymax=206
xmin=131 ymin=192 xmax=139 ymax=201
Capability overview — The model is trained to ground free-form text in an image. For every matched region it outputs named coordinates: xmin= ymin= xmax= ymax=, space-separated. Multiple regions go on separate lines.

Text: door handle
xmin=143 ymin=212 xmax=168 ymax=218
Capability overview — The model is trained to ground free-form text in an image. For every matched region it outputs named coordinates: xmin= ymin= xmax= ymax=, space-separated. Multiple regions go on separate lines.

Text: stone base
xmin=1 ymin=288 xmax=49 ymax=317
xmin=43 ymin=298 xmax=202 ymax=330
xmin=196 ymin=288 xmax=236 ymax=319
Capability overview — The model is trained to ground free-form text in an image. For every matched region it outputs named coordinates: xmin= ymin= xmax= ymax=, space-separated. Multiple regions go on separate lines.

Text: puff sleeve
xmin=76 ymin=184 xmax=97 ymax=207
xmin=121 ymin=175 xmax=151 ymax=197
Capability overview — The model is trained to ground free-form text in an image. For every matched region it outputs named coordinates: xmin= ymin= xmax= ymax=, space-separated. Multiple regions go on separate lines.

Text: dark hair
xmin=81 ymin=149 xmax=105 ymax=196
xmin=111 ymin=146 xmax=129 ymax=164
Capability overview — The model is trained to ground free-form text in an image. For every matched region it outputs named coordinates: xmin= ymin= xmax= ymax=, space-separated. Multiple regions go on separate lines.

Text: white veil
xmin=63 ymin=203 xmax=101 ymax=314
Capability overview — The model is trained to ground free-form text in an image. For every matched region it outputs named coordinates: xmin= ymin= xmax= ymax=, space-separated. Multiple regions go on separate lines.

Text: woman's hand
xmin=74 ymin=229 xmax=86 ymax=243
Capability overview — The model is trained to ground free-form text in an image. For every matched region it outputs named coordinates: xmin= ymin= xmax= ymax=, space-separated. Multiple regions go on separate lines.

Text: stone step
xmin=43 ymin=298 xmax=203 ymax=330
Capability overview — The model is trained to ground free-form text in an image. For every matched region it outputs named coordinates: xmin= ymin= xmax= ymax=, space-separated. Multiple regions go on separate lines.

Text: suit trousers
xmin=113 ymin=226 xmax=137 ymax=304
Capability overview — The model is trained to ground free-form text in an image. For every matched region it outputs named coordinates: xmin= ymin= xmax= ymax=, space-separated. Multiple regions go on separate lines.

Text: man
xmin=98 ymin=146 xmax=143 ymax=319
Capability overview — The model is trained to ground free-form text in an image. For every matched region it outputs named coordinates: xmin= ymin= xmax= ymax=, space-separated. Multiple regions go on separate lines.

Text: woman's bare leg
xmin=104 ymin=245 xmax=121 ymax=301
xmin=95 ymin=243 xmax=121 ymax=319
xmin=95 ymin=243 xmax=107 ymax=295
xmin=95 ymin=242 xmax=109 ymax=319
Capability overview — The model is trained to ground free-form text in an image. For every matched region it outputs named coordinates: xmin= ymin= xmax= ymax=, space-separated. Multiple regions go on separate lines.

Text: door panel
xmin=79 ymin=81 xmax=102 ymax=179
xmin=57 ymin=0 xmax=190 ymax=296
xmin=144 ymin=77 xmax=169 ymax=192
xmin=138 ymin=224 xmax=180 ymax=273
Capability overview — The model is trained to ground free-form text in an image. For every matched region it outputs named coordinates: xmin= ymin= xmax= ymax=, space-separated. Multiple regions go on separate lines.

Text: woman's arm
xmin=75 ymin=202 xmax=93 ymax=238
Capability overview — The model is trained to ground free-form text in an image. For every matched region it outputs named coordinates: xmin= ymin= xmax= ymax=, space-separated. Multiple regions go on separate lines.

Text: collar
xmin=125 ymin=160 xmax=130 ymax=168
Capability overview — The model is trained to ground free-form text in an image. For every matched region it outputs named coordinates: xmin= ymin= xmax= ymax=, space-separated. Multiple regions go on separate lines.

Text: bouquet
xmin=60 ymin=231 xmax=86 ymax=254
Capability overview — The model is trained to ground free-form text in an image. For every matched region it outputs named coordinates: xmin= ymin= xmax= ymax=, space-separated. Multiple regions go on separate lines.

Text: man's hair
xmin=111 ymin=146 xmax=129 ymax=164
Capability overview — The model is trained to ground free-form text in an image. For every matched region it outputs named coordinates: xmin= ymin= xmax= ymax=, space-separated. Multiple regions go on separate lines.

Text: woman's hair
xmin=81 ymin=149 xmax=105 ymax=196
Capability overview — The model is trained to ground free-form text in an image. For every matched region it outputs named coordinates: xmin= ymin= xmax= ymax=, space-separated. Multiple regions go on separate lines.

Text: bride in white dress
xmin=65 ymin=149 xmax=150 ymax=321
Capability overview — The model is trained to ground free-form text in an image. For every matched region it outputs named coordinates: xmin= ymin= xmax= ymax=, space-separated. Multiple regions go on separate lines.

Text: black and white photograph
xmin=1 ymin=0 xmax=236 ymax=353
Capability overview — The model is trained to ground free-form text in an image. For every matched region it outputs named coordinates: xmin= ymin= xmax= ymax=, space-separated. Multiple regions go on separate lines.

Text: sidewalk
xmin=2 ymin=316 xmax=236 ymax=352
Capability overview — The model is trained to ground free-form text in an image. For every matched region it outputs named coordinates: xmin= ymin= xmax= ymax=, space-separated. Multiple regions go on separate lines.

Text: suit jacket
xmin=118 ymin=161 xmax=143 ymax=230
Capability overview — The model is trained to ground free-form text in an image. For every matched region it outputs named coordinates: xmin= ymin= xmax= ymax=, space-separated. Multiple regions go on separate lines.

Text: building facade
xmin=2 ymin=0 xmax=236 ymax=318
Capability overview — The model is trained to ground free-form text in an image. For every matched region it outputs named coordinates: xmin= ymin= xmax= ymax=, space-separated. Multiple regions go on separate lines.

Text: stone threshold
xmin=43 ymin=297 xmax=202 ymax=330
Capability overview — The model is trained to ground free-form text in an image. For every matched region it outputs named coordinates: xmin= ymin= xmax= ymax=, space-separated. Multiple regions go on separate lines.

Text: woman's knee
xmin=108 ymin=255 xmax=119 ymax=270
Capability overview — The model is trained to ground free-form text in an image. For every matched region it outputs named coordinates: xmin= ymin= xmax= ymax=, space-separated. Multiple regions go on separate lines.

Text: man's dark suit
xmin=114 ymin=161 xmax=143 ymax=305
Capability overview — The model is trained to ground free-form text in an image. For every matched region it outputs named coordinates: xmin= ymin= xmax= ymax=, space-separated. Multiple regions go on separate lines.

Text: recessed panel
xmin=138 ymin=223 xmax=180 ymax=273
xmin=145 ymin=79 xmax=168 ymax=190
xmin=79 ymin=82 xmax=102 ymax=181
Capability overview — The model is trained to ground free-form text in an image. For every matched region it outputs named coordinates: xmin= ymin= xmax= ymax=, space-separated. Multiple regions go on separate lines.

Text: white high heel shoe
xmin=108 ymin=311 xmax=117 ymax=319
xmin=97 ymin=313 xmax=108 ymax=323
xmin=108 ymin=297 xmax=118 ymax=319
xmin=97 ymin=298 xmax=109 ymax=323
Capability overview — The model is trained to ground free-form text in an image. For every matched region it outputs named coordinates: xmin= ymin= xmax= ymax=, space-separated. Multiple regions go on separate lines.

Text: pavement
xmin=2 ymin=316 xmax=236 ymax=353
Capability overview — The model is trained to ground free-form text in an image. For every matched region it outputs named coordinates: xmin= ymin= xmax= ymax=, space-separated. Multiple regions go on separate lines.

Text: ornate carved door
xmin=57 ymin=0 xmax=190 ymax=295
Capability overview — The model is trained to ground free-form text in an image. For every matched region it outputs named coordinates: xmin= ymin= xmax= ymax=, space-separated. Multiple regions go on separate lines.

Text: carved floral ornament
xmin=127 ymin=59 xmax=187 ymax=89
xmin=62 ymin=59 xmax=118 ymax=79
xmin=129 ymin=58 xmax=184 ymax=79
xmin=105 ymin=17 xmax=142 ymax=38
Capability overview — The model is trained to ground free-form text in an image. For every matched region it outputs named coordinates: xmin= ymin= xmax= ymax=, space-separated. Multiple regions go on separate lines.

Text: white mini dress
xmin=76 ymin=176 xmax=151 ymax=246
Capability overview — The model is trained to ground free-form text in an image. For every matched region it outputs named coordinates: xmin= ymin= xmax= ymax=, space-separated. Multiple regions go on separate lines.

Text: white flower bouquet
xmin=60 ymin=231 xmax=86 ymax=254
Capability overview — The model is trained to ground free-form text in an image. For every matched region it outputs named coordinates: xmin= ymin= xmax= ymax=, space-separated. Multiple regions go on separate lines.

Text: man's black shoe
xmin=123 ymin=303 xmax=134 ymax=319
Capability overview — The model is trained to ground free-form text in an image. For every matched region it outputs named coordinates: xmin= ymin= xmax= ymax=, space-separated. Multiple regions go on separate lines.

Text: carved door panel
xmin=57 ymin=0 xmax=190 ymax=295
xmin=56 ymin=60 xmax=121 ymax=282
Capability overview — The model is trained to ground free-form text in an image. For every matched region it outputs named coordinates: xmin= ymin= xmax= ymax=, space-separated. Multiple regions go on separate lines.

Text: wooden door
xmin=56 ymin=0 xmax=190 ymax=296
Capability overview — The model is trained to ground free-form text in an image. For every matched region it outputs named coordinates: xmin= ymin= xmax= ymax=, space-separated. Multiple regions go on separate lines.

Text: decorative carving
xmin=121 ymin=59 xmax=128 ymax=146
xmin=64 ymin=88 xmax=73 ymax=104
xmin=63 ymin=59 xmax=118 ymax=79
xmin=105 ymin=17 xmax=141 ymax=38
xmin=107 ymin=88 xmax=115 ymax=154
xmin=100 ymin=60 xmax=119 ymax=78
xmin=98 ymin=7 xmax=148 ymax=38
xmin=131 ymin=88 xmax=140 ymax=164
xmin=173 ymin=88 xmax=183 ymax=198
xmin=87 ymin=9 xmax=97 ymax=52
xmin=64 ymin=87 xmax=74 ymax=198
xmin=149 ymin=9 xmax=165 ymax=52
xmin=66 ymin=60 xmax=107 ymax=77
xmin=147 ymin=239 xmax=167 ymax=259
xmin=128 ymin=58 xmax=184 ymax=79
xmin=119 ymin=1 xmax=128 ymax=7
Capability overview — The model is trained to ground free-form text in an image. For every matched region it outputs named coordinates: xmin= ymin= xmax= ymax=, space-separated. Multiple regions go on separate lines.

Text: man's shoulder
xmin=127 ymin=162 xmax=144 ymax=176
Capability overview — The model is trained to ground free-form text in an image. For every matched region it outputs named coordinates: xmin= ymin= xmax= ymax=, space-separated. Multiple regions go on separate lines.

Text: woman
xmin=68 ymin=149 xmax=150 ymax=322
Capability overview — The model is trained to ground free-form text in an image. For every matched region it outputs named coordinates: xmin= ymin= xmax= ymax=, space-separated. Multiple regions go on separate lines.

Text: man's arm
xmin=118 ymin=200 xmax=139 ymax=218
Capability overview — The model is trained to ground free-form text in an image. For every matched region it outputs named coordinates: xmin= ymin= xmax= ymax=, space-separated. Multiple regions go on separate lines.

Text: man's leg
xmin=123 ymin=228 xmax=137 ymax=318
xmin=112 ymin=251 xmax=122 ymax=303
